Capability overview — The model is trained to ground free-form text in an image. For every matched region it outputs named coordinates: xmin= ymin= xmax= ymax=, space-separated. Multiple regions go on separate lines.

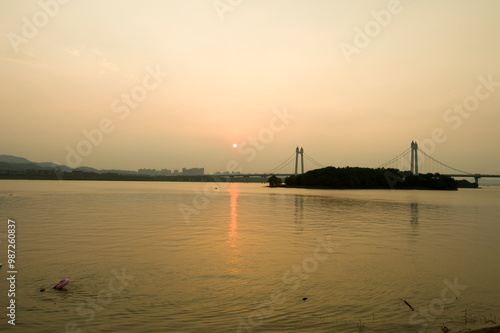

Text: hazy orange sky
xmin=1 ymin=0 xmax=499 ymax=174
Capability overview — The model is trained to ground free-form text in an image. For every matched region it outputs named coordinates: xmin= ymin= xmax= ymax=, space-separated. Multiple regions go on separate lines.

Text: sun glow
xmin=232 ymin=143 xmax=238 ymax=148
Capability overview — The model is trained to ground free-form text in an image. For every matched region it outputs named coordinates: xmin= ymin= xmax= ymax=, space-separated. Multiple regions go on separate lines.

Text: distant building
xmin=160 ymin=169 xmax=171 ymax=176
xmin=138 ymin=168 xmax=157 ymax=176
xmin=213 ymin=170 xmax=240 ymax=175
xmin=138 ymin=167 xmax=205 ymax=176
xmin=182 ymin=167 xmax=204 ymax=175
xmin=138 ymin=168 xmax=173 ymax=176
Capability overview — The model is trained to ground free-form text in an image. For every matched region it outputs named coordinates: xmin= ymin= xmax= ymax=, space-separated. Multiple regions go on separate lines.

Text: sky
xmin=1 ymin=0 xmax=499 ymax=174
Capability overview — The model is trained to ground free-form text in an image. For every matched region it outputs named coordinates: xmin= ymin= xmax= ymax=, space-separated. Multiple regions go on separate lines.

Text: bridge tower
xmin=300 ymin=147 xmax=304 ymax=175
xmin=410 ymin=141 xmax=419 ymax=175
xmin=295 ymin=147 xmax=304 ymax=175
xmin=295 ymin=147 xmax=299 ymax=175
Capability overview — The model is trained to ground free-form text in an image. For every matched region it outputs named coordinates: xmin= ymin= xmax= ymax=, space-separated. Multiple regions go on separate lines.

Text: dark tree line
xmin=283 ymin=167 xmax=457 ymax=190
xmin=398 ymin=173 xmax=457 ymax=190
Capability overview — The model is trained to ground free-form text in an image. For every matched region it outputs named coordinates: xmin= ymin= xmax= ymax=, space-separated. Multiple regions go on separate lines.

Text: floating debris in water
xmin=400 ymin=298 xmax=414 ymax=311
xmin=302 ymin=298 xmax=308 ymax=301
xmin=40 ymin=289 xmax=45 ymax=292
xmin=54 ymin=278 xmax=70 ymax=290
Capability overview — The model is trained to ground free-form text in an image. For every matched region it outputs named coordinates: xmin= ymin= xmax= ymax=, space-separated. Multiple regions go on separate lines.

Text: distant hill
xmin=0 ymin=155 xmax=72 ymax=172
xmin=38 ymin=162 xmax=72 ymax=171
xmin=73 ymin=166 xmax=137 ymax=175
xmin=0 ymin=162 xmax=38 ymax=172
xmin=0 ymin=154 xmax=136 ymax=175
xmin=0 ymin=155 xmax=33 ymax=164
xmin=74 ymin=166 xmax=100 ymax=173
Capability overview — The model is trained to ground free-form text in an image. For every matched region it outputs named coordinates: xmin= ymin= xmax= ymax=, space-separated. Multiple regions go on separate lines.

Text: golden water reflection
xmin=226 ymin=184 xmax=242 ymax=274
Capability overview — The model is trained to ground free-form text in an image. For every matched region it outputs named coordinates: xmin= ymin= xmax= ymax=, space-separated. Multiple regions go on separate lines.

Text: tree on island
xmin=268 ymin=175 xmax=282 ymax=187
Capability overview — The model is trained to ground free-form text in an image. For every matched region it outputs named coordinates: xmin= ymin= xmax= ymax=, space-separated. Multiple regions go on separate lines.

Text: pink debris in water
xmin=54 ymin=278 xmax=70 ymax=289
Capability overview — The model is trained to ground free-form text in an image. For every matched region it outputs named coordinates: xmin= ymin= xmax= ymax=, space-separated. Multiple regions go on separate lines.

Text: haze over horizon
xmin=1 ymin=0 xmax=499 ymax=174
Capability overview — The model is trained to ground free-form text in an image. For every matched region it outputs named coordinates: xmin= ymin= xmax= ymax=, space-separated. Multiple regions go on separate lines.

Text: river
xmin=0 ymin=180 xmax=499 ymax=332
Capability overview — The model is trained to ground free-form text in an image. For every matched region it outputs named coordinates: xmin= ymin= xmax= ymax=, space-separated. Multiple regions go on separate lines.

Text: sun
xmin=232 ymin=143 xmax=238 ymax=148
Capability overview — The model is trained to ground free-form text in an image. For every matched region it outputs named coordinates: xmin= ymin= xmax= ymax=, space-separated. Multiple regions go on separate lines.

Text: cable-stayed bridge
xmin=374 ymin=141 xmax=500 ymax=184
xmin=213 ymin=142 xmax=499 ymax=185
xmin=208 ymin=147 xmax=326 ymax=182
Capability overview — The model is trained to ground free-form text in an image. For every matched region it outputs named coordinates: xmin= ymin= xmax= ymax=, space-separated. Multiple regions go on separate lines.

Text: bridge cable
xmin=377 ymin=148 xmax=412 ymax=169
xmin=418 ymin=149 xmax=473 ymax=175
xmin=303 ymin=153 xmax=326 ymax=169
xmin=266 ymin=152 xmax=296 ymax=174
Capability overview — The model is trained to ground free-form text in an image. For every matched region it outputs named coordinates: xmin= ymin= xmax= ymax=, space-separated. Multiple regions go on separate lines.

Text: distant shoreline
xmin=0 ymin=172 xmax=264 ymax=183
xmin=0 ymin=173 xmax=479 ymax=188
xmin=283 ymin=180 xmax=478 ymax=190
xmin=268 ymin=184 xmax=472 ymax=191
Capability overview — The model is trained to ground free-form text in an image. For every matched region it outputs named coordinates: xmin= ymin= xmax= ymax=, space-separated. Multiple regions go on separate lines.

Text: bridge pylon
xmin=295 ymin=147 xmax=304 ymax=175
xmin=411 ymin=141 xmax=419 ymax=175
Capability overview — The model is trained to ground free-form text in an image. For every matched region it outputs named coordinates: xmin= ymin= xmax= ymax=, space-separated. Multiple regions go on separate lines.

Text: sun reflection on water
xmin=226 ymin=184 xmax=242 ymax=274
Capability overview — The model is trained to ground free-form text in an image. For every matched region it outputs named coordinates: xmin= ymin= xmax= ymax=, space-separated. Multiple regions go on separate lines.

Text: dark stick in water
xmin=400 ymin=298 xmax=414 ymax=311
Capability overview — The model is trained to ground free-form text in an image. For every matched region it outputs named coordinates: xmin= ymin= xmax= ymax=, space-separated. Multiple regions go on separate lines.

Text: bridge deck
xmin=443 ymin=174 xmax=500 ymax=178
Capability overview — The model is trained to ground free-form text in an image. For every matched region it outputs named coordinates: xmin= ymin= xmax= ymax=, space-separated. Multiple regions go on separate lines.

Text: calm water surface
xmin=0 ymin=180 xmax=499 ymax=332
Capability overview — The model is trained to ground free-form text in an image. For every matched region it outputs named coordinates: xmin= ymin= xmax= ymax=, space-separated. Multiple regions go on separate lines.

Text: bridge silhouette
xmin=208 ymin=142 xmax=499 ymax=185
